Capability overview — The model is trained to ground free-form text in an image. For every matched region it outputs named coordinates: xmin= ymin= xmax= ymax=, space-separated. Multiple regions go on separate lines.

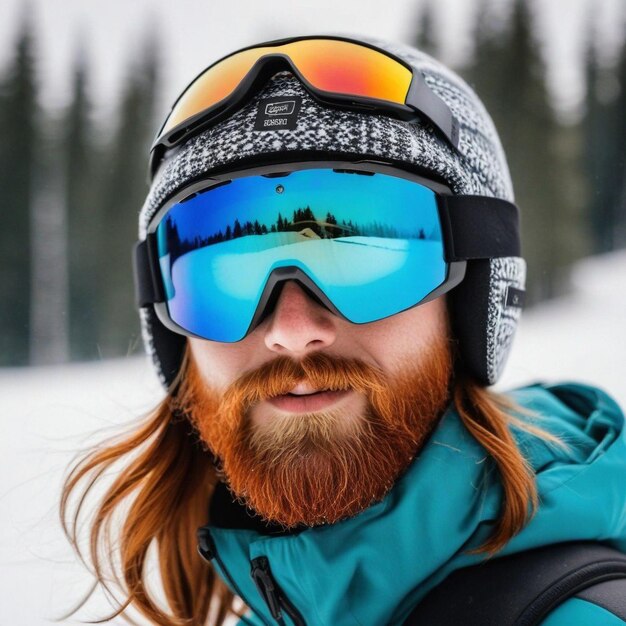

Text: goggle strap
xmin=440 ymin=195 xmax=521 ymax=261
xmin=133 ymin=239 xmax=164 ymax=307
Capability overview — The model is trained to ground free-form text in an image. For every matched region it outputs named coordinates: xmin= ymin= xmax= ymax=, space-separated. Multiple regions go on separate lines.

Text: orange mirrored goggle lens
xmin=160 ymin=39 xmax=413 ymax=137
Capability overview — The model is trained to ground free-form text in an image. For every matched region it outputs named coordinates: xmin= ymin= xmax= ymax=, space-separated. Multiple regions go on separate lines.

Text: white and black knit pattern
xmin=137 ymin=33 xmax=525 ymax=389
xmin=138 ymin=306 xmax=167 ymax=389
xmin=486 ymin=256 xmax=527 ymax=384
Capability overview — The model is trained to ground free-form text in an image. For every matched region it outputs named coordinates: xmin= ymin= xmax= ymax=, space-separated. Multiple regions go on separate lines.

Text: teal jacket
xmin=200 ymin=381 xmax=626 ymax=625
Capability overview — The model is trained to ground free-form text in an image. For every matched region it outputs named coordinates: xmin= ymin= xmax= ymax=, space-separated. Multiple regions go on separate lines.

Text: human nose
xmin=262 ymin=280 xmax=337 ymax=356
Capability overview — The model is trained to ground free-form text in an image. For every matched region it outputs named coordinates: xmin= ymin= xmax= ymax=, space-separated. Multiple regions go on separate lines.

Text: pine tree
xmin=605 ymin=27 xmax=626 ymax=249
xmin=464 ymin=0 xmax=510 ymax=123
xmin=412 ymin=0 xmax=439 ymax=58
xmin=64 ymin=39 xmax=101 ymax=360
xmin=96 ymin=26 xmax=161 ymax=358
xmin=582 ymin=26 xmax=621 ymax=254
xmin=0 ymin=9 xmax=38 ymax=365
xmin=303 ymin=205 xmax=315 ymax=221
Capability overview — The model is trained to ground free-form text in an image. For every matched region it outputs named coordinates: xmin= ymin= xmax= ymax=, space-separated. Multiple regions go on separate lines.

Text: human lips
xmin=267 ymin=381 xmax=351 ymax=412
xmin=286 ymin=381 xmax=332 ymax=395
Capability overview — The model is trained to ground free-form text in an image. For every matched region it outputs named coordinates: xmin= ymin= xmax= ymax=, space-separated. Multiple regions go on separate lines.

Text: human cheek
xmin=188 ymin=339 xmax=242 ymax=390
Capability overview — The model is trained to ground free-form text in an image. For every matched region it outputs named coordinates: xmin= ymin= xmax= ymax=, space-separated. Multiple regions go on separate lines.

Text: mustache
xmin=225 ymin=350 xmax=388 ymax=410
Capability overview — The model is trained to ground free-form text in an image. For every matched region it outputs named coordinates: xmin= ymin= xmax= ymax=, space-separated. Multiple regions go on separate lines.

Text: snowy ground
xmin=1 ymin=249 xmax=624 ymax=625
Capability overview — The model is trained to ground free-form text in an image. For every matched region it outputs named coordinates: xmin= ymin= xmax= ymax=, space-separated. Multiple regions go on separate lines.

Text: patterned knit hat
xmin=137 ymin=33 xmax=526 ymax=390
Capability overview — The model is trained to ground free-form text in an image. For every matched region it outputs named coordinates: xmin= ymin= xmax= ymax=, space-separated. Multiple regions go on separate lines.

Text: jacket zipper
xmin=250 ymin=556 xmax=307 ymax=626
xmin=197 ymin=526 xmax=271 ymax=626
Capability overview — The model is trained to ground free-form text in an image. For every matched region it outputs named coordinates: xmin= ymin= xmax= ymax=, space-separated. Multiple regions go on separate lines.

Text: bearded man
xmin=60 ymin=34 xmax=626 ymax=626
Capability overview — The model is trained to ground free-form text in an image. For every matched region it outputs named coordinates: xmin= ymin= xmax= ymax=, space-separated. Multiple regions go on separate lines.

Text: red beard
xmin=178 ymin=333 xmax=454 ymax=528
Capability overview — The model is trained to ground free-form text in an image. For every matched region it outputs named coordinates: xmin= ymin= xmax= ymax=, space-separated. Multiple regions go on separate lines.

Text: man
xmin=60 ymin=34 xmax=626 ymax=625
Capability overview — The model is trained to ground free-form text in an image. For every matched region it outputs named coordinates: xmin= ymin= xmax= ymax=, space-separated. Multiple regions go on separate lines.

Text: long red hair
xmin=58 ymin=340 xmax=567 ymax=625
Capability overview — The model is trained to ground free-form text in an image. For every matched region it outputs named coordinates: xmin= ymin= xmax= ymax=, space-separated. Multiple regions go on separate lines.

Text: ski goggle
xmin=148 ymin=35 xmax=460 ymax=178
xmin=133 ymin=160 xmax=521 ymax=344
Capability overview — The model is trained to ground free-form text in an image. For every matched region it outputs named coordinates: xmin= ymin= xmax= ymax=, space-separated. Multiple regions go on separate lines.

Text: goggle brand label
xmin=505 ymin=285 xmax=525 ymax=308
xmin=265 ymin=100 xmax=295 ymax=115
xmin=254 ymin=96 xmax=302 ymax=131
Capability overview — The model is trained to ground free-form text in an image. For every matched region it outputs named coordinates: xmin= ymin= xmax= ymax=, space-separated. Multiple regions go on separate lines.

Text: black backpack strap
xmin=575 ymin=577 xmax=626 ymax=620
xmin=403 ymin=541 xmax=626 ymax=626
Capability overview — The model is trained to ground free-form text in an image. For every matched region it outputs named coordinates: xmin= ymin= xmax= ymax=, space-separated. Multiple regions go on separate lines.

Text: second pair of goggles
xmin=148 ymin=34 xmax=460 ymax=178
xmin=134 ymin=160 xmax=521 ymax=343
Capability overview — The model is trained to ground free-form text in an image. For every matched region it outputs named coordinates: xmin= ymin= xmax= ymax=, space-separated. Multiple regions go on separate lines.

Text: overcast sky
xmin=1 ymin=0 xmax=624 ymax=127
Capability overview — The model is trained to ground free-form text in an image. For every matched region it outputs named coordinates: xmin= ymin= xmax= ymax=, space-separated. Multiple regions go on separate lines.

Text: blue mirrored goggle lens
xmin=154 ymin=168 xmax=446 ymax=342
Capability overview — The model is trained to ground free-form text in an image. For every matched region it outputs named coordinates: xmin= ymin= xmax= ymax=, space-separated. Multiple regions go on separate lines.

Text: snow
xmin=1 ymin=249 xmax=624 ymax=624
